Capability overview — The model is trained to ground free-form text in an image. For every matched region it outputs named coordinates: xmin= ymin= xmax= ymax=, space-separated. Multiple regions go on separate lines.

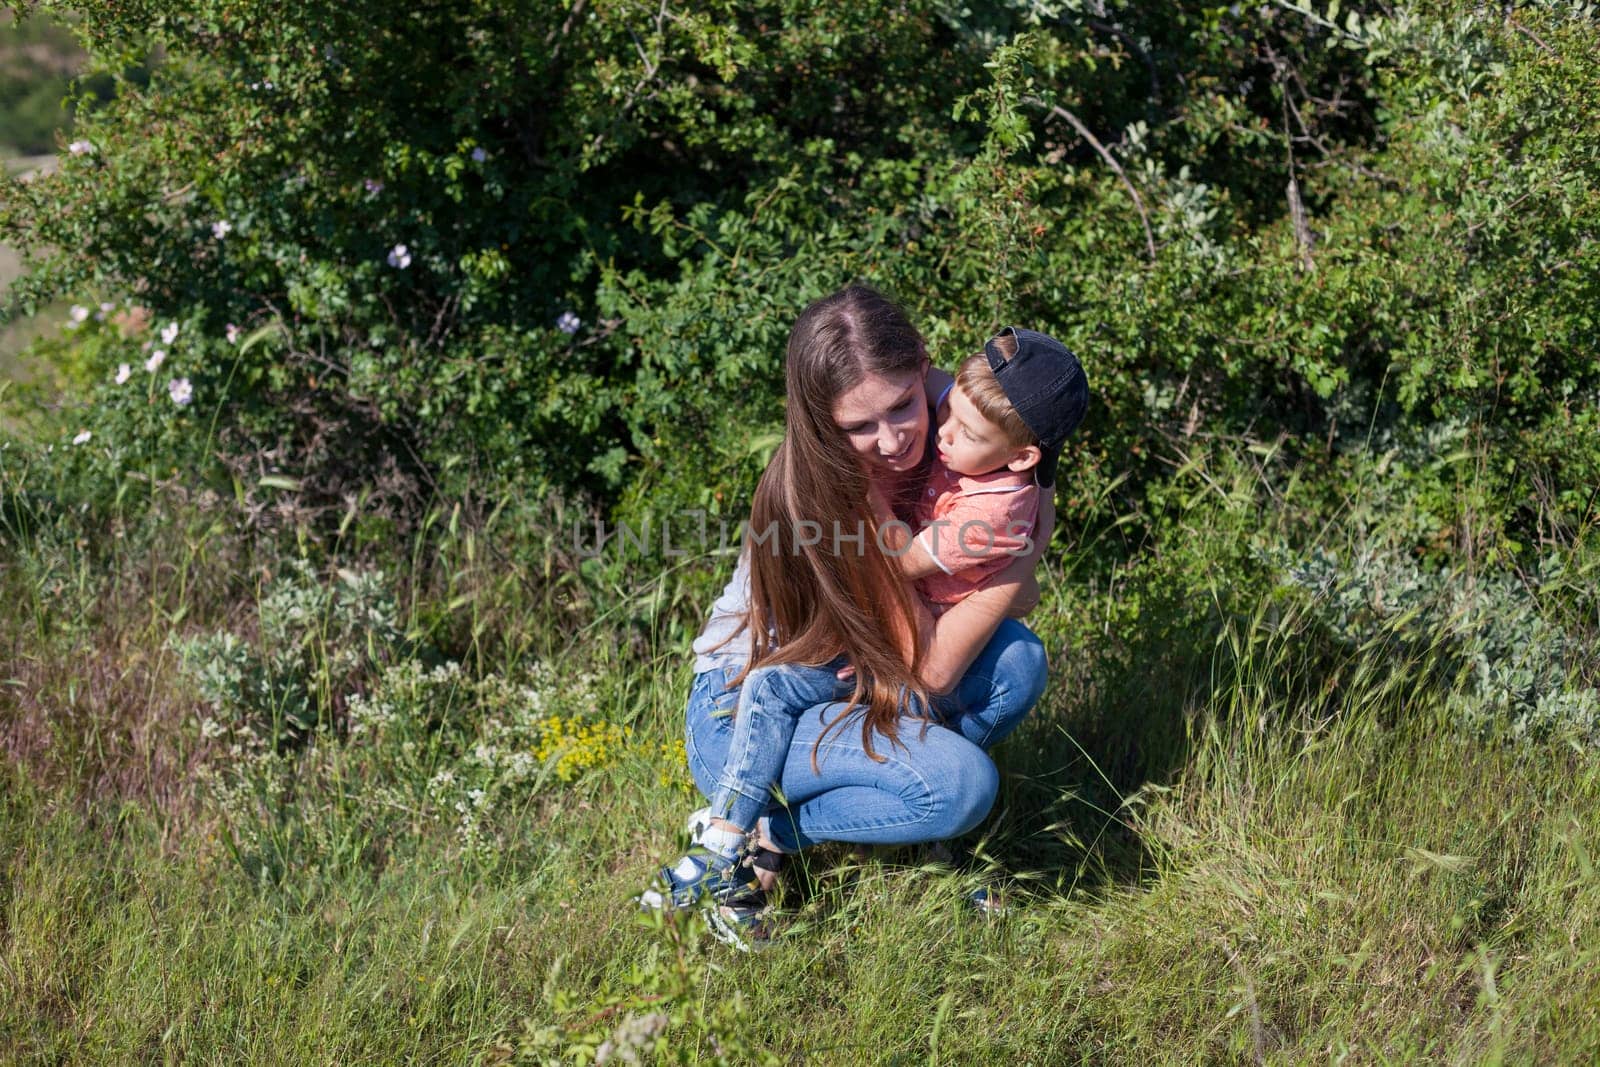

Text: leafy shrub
xmin=1276 ymin=546 xmax=1600 ymax=745
xmin=175 ymin=557 xmax=404 ymax=738
xmin=21 ymin=2 xmax=1592 ymax=536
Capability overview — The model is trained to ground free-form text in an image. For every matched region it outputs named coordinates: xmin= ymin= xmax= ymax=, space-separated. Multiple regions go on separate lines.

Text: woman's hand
xmin=1008 ymin=490 xmax=1055 ymax=583
xmin=976 ymin=486 xmax=1054 ymax=617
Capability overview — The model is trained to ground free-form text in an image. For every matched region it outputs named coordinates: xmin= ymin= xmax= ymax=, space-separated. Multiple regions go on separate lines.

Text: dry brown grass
xmin=2 ymin=623 xmax=209 ymax=820
xmin=0 ymin=502 xmax=267 ymax=825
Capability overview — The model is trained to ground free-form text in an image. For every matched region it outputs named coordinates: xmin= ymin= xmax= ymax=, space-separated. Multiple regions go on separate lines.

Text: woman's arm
xmin=917 ymin=492 xmax=1054 ymax=693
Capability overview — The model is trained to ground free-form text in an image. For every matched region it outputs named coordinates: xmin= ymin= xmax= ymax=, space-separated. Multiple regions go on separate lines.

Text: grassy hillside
xmin=0 ymin=9 xmax=87 ymax=156
xmin=3 ymin=451 xmax=1597 ymax=1062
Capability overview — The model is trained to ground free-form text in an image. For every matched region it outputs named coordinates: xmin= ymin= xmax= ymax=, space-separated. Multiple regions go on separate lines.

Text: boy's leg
xmin=645 ymin=661 xmax=850 ymax=916
xmin=708 ymin=660 xmax=852 ymax=833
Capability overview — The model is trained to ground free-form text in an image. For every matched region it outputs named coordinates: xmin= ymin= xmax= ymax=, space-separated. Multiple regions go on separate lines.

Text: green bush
xmin=4 ymin=1 xmax=1598 ymax=561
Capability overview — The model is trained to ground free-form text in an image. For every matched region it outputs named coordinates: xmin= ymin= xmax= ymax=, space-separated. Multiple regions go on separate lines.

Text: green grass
xmin=5 ymin=667 xmax=1596 ymax=1062
xmin=3 ymin=488 xmax=1598 ymax=1064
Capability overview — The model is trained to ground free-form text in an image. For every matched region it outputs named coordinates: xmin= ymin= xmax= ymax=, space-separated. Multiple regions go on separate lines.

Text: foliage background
xmin=6 ymin=0 xmax=1591 ymax=543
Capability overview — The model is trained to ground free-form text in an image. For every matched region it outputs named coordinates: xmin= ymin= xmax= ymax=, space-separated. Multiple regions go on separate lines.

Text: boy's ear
xmin=1006 ymin=445 xmax=1042 ymax=474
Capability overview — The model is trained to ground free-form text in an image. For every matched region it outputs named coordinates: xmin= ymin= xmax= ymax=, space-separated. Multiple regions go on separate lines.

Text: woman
xmin=666 ymin=285 xmax=1050 ymax=939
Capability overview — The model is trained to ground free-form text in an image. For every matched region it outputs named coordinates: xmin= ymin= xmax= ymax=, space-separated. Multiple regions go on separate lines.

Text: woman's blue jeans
xmin=684 ymin=619 xmax=1048 ymax=852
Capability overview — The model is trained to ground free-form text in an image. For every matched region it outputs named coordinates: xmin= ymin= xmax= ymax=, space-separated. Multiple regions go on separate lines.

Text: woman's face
xmin=831 ymin=364 xmax=929 ymax=481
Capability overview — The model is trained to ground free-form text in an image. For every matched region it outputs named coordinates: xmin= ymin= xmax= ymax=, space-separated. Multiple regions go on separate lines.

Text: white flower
xmin=226 ymin=323 xmax=241 ymax=343
xmin=72 ymin=430 xmax=92 ymax=445
xmin=387 ymin=243 xmax=412 ymax=268
xmin=168 ymin=378 xmax=193 ymax=406
xmin=114 ymin=363 xmax=132 ymax=384
xmin=68 ymin=305 xmax=90 ymax=325
xmin=145 ymin=349 xmax=166 ymax=373
xmin=363 ymin=178 xmax=384 ymax=195
xmin=161 ymin=321 xmax=180 ymax=345
xmin=67 ymin=140 xmax=94 ymax=156
xmin=471 ymin=147 xmax=487 ymax=163
xmin=212 ymin=220 xmax=233 ymax=239
xmin=100 ymin=301 xmax=115 ymax=313
xmin=556 ymin=311 xmax=581 ymax=334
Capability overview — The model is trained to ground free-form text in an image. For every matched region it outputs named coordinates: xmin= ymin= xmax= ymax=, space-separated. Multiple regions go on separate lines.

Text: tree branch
xmin=1024 ymin=96 xmax=1157 ymax=261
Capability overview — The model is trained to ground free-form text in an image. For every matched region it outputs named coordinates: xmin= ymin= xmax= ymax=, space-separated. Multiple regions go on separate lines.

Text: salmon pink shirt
xmin=912 ymin=461 xmax=1038 ymax=608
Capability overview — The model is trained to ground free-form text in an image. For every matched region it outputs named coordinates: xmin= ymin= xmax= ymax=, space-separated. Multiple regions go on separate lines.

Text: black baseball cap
xmin=984 ymin=326 xmax=1089 ymax=489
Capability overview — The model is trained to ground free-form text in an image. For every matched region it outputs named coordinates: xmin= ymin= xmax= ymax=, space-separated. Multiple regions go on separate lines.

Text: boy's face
xmin=936 ymin=384 xmax=1039 ymax=478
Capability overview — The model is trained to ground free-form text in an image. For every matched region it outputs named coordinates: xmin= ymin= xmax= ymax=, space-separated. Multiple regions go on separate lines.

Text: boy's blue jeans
xmin=686 ymin=619 xmax=1047 ymax=851
xmin=706 ymin=658 xmax=859 ymax=832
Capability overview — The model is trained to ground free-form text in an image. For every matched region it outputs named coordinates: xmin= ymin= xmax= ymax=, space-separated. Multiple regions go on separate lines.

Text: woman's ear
xmin=1006 ymin=444 xmax=1043 ymax=474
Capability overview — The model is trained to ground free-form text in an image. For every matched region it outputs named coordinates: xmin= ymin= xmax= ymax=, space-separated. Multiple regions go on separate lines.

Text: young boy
xmin=900 ymin=326 xmax=1087 ymax=611
xmin=642 ymin=327 xmax=1087 ymax=939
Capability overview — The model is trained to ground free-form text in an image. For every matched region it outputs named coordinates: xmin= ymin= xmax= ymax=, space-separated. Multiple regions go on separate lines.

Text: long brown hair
xmin=742 ymin=285 xmax=930 ymax=761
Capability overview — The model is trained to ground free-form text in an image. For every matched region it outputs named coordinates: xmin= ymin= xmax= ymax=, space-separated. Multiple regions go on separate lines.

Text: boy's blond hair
xmin=954 ymin=333 xmax=1036 ymax=448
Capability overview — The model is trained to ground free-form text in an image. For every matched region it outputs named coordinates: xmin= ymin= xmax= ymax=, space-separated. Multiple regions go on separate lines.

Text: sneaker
xmin=967 ymin=884 xmax=1007 ymax=917
xmin=707 ymin=888 xmax=775 ymax=952
xmin=700 ymin=843 xmax=786 ymax=952
xmin=639 ymin=846 xmax=762 ymax=911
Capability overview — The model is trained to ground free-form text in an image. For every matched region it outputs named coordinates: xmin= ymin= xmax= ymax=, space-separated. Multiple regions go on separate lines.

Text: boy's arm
xmin=878 ymin=520 xmax=948 ymax=580
xmin=902 ymin=485 xmax=1038 ymax=584
xmin=876 ymin=470 xmax=1038 ymax=587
